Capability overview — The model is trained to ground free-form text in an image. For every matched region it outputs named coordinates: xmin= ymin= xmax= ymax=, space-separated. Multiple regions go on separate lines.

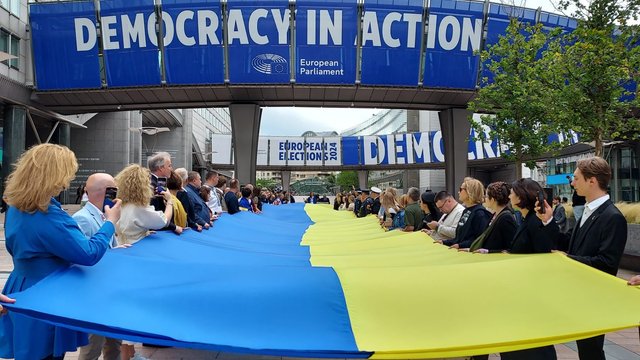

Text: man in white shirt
xmin=204 ymin=170 xmax=223 ymax=215
xmin=424 ymin=191 xmax=465 ymax=242
xmin=539 ymin=157 xmax=627 ymax=360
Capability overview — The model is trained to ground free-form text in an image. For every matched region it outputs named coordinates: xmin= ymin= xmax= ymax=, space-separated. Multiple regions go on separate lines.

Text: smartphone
xmin=537 ymin=190 xmax=546 ymax=214
xmin=103 ymin=186 xmax=118 ymax=211
xmin=155 ymin=177 xmax=167 ymax=195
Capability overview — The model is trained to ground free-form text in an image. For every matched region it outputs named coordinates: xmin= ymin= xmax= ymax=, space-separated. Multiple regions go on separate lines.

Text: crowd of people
xmin=330 ymin=156 xmax=635 ymax=360
xmin=0 ymin=146 xmax=637 ymax=360
xmin=0 ymin=146 xmax=294 ymax=360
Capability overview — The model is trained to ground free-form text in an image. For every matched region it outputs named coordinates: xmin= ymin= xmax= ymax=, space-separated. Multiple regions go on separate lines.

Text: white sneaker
xmin=131 ymin=353 xmax=149 ymax=360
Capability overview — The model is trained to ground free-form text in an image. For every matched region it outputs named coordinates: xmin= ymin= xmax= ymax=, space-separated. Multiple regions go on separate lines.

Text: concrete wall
xmin=621 ymin=224 xmax=640 ymax=272
xmin=70 ymin=111 xmax=140 ymax=195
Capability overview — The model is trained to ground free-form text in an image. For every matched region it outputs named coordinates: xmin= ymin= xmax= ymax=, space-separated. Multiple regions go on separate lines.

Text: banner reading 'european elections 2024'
xmin=212 ymin=129 xmax=581 ymax=167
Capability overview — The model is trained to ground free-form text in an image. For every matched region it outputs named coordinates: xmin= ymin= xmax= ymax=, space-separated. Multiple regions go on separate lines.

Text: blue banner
xmin=424 ymin=0 xmax=484 ymax=89
xmin=28 ymin=0 xmax=587 ymax=92
xmin=226 ymin=0 xmax=291 ymax=84
xmin=30 ymin=1 xmax=101 ymax=90
xmin=341 ymin=136 xmax=360 ymax=165
xmin=360 ymin=0 xmax=424 ymax=87
xmin=100 ymin=0 xmax=162 ymax=87
xmin=162 ymin=0 xmax=225 ymax=85
xmin=295 ymin=0 xmax=358 ymax=84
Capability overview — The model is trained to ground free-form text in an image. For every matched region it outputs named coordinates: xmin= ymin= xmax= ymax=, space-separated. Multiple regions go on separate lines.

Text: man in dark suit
xmin=552 ymin=196 xmax=568 ymax=233
xmin=539 ymin=157 xmax=627 ymax=360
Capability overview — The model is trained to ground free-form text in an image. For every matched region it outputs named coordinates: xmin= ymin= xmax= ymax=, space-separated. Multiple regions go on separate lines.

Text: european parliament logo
xmin=252 ymin=54 xmax=288 ymax=75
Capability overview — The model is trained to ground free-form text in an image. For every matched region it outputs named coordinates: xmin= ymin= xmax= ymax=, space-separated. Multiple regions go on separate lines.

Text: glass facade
xmin=0 ymin=28 xmax=19 ymax=69
xmin=1 ymin=0 xmax=20 ymax=16
xmin=617 ymin=147 xmax=640 ymax=202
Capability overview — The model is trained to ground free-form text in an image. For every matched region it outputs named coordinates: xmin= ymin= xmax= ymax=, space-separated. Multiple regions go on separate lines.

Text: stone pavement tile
xmin=554 ymin=344 xmax=579 ymax=359
xmin=608 ymin=336 xmax=640 ymax=345
xmin=216 ymin=352 xmax=282 ymax=360
xmin=139 ymin=347 xmax=218 ymax=359
xmin=602 ymin=343 xmax=640 ymax=360
xmin=624 ymin=344 xmax=640 ymax=354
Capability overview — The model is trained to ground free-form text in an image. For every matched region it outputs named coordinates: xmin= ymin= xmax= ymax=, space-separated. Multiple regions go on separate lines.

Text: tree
xmin=469 ymin=19 xmax=570 ymax=179
xmin=335 ymin=171 xmax=358 ymax=191
xmin=256 ymin=178 xmax=278 ymax=190
xmin=545 ymin=0 xmax=640 ymax=156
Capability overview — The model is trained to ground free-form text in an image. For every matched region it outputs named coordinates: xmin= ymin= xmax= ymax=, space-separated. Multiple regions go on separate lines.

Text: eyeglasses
xmin=436 ymin=200 xmax=447 ymax=210
xmin=459 ymin=187 xmax=466 ymax=192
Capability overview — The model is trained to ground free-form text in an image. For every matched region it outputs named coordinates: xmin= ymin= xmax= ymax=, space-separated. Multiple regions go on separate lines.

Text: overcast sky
xmin=259 ymin=0 xmax=568 ymax=136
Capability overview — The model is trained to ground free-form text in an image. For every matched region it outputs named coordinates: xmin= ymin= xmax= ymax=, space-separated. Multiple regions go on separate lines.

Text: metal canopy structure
xmin=31 ymin=85 xmax=475 ymax=115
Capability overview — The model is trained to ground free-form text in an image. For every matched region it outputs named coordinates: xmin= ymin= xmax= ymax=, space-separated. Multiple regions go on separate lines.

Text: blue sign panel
xmin=100 ymin=0 xmax=161 ymax=87
xmin=162 ymin=0 xmax=225 ymax=85
xmin=360 ymin=0 xmax=423 ymax=87
xmin=424 ymin=0 xmax=484 ymax=89
xmin=295 ymin=0 xmax=358 ymax=84
xmin=342 ymin=136 xmax=361 ymax=165
xmin=30 ymin=1 xmax=101 ymax=90
xmin=226 ymin=0 xmax=291 ymax=84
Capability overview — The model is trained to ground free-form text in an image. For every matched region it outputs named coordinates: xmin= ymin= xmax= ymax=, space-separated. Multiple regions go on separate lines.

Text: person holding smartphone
xmin=73 ymin=173 xmax=129 ymax=360
xmin=147 ymin=152 xmax=181 ymax=235
xmin=537 ymin=157 xmax=627 ymax=360
xmin=499 ymin=178 xmax=557 ymax=360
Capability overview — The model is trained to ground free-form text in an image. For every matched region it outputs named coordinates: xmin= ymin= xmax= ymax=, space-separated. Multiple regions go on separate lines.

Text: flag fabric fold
xmin=3 ymin=203 xmax=640 ymax=358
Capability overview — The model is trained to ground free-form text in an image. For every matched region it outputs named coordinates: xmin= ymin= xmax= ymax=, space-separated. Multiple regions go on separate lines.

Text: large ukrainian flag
xmin=4 ymin=203 xmax=640 ymax=358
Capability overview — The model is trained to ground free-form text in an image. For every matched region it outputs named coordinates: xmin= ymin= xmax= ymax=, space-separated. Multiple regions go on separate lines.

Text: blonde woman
xmin=380 ymin=190 xmax=400 ymax=229
xmin=347 ymin=194 xmax=356 ymax=212
xmin=115 ymin=164 xmax=173 ymax=245
xmin=0 ymin=144 xmax=121 ymax=360
xmin=114 ymin=164 xmax=172 ymax=359
xmin=440 ymin=177 xmax=491 ymax=249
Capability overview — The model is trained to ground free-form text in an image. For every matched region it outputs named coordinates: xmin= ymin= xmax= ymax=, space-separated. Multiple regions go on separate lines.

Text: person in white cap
xmin=370 ymin=186 xmax=382 ymax=216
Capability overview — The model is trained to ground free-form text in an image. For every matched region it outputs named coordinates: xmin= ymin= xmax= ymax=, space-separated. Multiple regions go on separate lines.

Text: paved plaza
xmin=0 ymin=207 xmax=639 ymax=360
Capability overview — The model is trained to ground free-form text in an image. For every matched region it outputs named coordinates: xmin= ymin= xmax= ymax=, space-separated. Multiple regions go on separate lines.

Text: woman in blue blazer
xmin=0 ymin=144 xmax=121 ymax=360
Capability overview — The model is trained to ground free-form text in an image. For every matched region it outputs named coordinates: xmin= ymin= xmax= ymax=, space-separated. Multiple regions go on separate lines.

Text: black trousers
xmin=42 ymin=355 xmax=64 ymax=360
xmin=576 ymin=335 xmax=605 ymax=360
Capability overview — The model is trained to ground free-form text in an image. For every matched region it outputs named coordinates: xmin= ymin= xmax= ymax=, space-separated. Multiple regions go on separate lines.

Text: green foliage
xmin=335 ymin=171 xmax=358 ymax=191
xmin=256 ymin=178 xmax=278 ymax=190
xmin=543 ymin=0 xmax=640 ymax=156
xmin=469 ymin=20 xmax=570 ymax=178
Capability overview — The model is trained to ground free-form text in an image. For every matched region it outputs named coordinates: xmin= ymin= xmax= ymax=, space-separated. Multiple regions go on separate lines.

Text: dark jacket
xmin=551 ymin=199 xmax=627 ymax=275
xmin=225 ymin=191 xmax=240 ymax=214
xmin=443 ymin=204 xmax=491 ymax=248
xmin=371 ymin=197 xmax=381 ymax=216
xmin=358 ymin=197 xmax=374 ymax=218
xmin=470 ymin=207 xmax=517 ymax=252
xmin=177 ymin=190 xmax=200 ymax=230
xmin=510 ymin=211 xmax=554 ymax=254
